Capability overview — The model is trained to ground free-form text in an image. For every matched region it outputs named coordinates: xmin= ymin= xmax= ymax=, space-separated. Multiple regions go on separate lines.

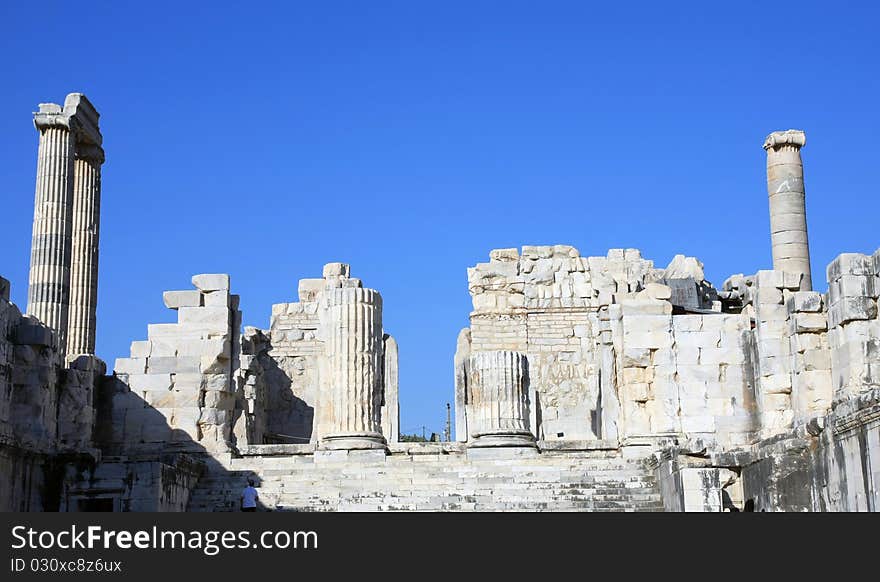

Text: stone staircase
xmin=187 ymin=445 xmax=665 ymax=512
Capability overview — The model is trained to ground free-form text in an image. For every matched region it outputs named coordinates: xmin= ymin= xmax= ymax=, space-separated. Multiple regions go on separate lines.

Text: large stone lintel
xmin=33 ymin=93 xmax=102 ymax=146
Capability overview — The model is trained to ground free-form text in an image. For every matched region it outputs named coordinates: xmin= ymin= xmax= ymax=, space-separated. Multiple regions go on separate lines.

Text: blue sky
xmin=1 ymin=2 xmax=878 ymax=436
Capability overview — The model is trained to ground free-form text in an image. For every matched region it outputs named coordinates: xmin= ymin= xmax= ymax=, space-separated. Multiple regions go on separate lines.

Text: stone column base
xmin=320 ymin=431 xmax=388 ymax=451
xmin=468 ymin=429 xmax=536 ymax=448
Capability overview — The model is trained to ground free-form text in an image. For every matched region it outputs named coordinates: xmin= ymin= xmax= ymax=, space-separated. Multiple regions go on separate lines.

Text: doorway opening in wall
xmin=77 ymin=497 xmax=115 ymax=512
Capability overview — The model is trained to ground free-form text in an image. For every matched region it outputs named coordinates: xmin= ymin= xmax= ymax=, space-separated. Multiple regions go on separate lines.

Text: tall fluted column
xmin=27 ymin=105 xmax=75 ymax=355
xmin=67 ymin=144 xmax=104 ymax=356
xmin=764 ymin=129 xmax=812 ymax=290
xmin=321 ymin=287 xmax=387 ymax=450
xmin=467 ymin=350 xmax=535 ymax=448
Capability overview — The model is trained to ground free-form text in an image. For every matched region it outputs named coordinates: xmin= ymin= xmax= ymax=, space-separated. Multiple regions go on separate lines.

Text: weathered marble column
xmin=27 ymin=104 xmax=76 ymax=354
xmin=467 ymin=350 xmax=535 ymax=447
xmin=764 ymin=129 xmax=812 ymax=290
xmin=320 ymin=287 xmax=387 ymax=450
xmin=66 ymin=143 xmax=104 ymax=356
xmin=380 ymin=334 xmax=400 ymax=443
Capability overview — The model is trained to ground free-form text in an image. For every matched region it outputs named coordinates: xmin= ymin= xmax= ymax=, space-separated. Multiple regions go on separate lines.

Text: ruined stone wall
xmin=53 ymin=273 xmax=244 ymax=513
xmin=734 ymin=392 xmax=879 ymax=513
xmin=59 ymin=453 xmax=205 ymax=512
xmin=826 ymin=252 xmax=880 ymax=402
xmin=1 ymin=283 xmax=61 ymax=451
xmin=656 ymin=249 xmax=880 ymax=511
xmin=235 ymin=327 xmax=270 ymax=446
xmin=617 ymin=306 xmax=757 ymax=448
xmin=109 ymin=274 xmax=240 ymax=454
xmin=460 ymin=247 xmax=660 ymax=441
xmin=263 ymin=274 xmax=326 ymax=442
xmin=811 ymin=390 xmax=880 ymax=511
xmin=459 ymin=246 xmax=752 ymax=448
xmin=789 ymin=250 xmax=880 ymax=511
xmin=0 ymin=275 xmax=102 ymax=511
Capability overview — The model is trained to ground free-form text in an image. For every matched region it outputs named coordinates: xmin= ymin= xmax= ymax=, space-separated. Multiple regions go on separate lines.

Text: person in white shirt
xmin=241 ymin=477 xmax=259 ymax=512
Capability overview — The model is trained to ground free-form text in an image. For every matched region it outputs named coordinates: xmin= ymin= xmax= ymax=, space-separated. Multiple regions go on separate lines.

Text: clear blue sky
xmin=1 ymin=2 xmax=878 ymax=436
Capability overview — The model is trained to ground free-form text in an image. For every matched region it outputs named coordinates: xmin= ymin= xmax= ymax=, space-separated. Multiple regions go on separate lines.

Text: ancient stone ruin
xmin=2 ymin=94 xmax=879 ymax=511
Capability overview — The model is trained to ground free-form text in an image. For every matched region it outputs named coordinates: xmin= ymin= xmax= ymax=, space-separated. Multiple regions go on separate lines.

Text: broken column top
xmin=763 ymin=129 xmax=806 ymax=151
xmin=33 ymin=92 xmax=102 ymax=145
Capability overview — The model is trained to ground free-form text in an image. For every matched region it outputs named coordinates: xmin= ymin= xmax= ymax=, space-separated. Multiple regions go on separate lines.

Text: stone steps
xmin=187 ymin=449 xmax=665 ymax=512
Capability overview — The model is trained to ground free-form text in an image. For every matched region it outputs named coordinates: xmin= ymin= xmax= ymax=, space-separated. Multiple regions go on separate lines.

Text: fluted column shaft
xmin=27 ymin=125 xmax=75 ymax=354
xmin=764 ymin=129 xmax=812 ymax=290
xmin=322 ymin=287 xmax=386 ymax=448
xmin=468 ymin=350 xmax=534 ymax=447
xmin=67 ymin=146 xmax=104 ymax=356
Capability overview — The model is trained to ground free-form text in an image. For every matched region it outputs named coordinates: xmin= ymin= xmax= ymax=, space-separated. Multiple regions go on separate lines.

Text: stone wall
xmin=458 ymin=246 xmax=748 ymax=449
xmin=617 ymin=306 xmax=757 ymax=448
xmin=109 ymin=274 xmax=241 ymax=454
xmin=58 ymin=453 xmax=205 ymax=512
xmin=459 ymin=247 xmax=660 ymax=441
xmin=0 ymin=276 xmax=102 ymax=511
xmin=654 ymin=249 xmax=880 ymax=511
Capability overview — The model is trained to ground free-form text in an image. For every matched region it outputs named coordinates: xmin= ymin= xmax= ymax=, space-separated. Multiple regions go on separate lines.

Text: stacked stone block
xmin=750 ymin=269 xmax=802 ymax=437
xmin=663 ymin=254 xmax=720 ymax=311
xmin=670 ymin=313 xmax=754 ymax=445
xmin=468 ymin=246 xmax=659 ymax=313
xmin=112 ymin=274 xmax=239 ymax=453
xmin=618 ymin=300 xmax=676 ymax=441
xmin=60 ymin=454 xmax=204 ymax=512
xmin=826 ymin=251 xmax=880 ymax=401
xmin=7 ymin=317 xmax=61 ymax=450
xmin=265 ymin=274 xmax=325 ymax=441
xmin=234 ymin=326 xmax=270 ymax=446
xmin=656 ymin=455 xmax=741 ymax=512
xmin=525 ymin=310 xmax=601 ymax=440
xmin=463 ymin=246 xmax=734 ymax=446
xmin=597 ymin=305 xmax=622 ymax=442
xmin=57 ymin=355 xmax=105 ymax=450
xmin=1 ymin=276 xmax=18 ymax=442
xmin=785 ymin=291 xmax=832 ymax=422
xmin=1 ymin=276 xmax=104 ymax=510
